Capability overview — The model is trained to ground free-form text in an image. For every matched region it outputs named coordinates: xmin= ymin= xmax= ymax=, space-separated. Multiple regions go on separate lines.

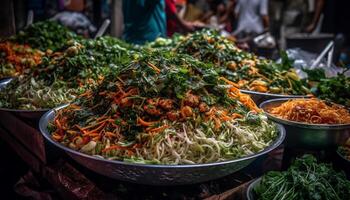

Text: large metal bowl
xmin=260 ymin=98 xmax=350 ymax=149
xmin=240 ymin=89 xmax=309 ymax=105
xmin=39 ymin=105 xmax=286 ymax=185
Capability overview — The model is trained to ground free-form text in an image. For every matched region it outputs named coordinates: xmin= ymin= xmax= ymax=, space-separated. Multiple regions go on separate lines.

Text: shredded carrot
xmin=55 ymin=119 xmax=63 ymax=131
xmin=147 ymin=62 xmax=161 ymax=73
xmin=72 ymin=136 xmax=83 ymax=144
xmin=105 ymin=132 xmax=117 ymax=137
xmin=81 ymin=119 xmax=109 ymax=130
xmin=102 ymin=145 xmax=129 ymax=153
xmin=79 ymin=91 xmax=92 ymax=97
xmin=147 ymin=125 xmax=169 ymax=133
xmin=219 ymin=77 xmax=240 ymax=88
xmin=92 ymin=136 xmax=101 ymax=141
xmin=220 ymin=115 xmax=232 ymax=121
xmin=85 ymin=122 xmax=106 ymax=135
xmin=127 ymin=150 xmax=134 ymax=156
xmin=268 ymin=98 xmax=350 ymax=124
xmin=52 ymin=133 xmax=62 ymax=141
xmin=231 ymin=113 xmax=243 ymax=119
xmin=75 ymin=125 xmax=88 ymax=135
xmin=86 ymin=132 xmax=99 ymax=137
xmin=137 ymin=117 xmax=158 ymax=126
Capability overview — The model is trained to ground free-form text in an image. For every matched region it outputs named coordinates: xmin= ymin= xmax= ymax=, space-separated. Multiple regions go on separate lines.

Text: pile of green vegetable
xmin=303 ymin=68 xmax=350 ymax=107
xmin=315 ymin=72 xmax=350 ymax=107
xmin=150 ymin=30 xmax=310 ymax=95
xmin=0 ymin=36 xmax=135 ymax=110
xmin=254 ymin=155 xmax=350 ymax=200
xmin=10 ymin=20 xmax=78 ymax=52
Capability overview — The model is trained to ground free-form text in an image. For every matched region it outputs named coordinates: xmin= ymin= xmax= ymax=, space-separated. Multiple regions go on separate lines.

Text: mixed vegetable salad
xmin=0 ymin=41 xmax=44 ymax=78
xmin=49 ymin=51 xmax=278 ymax=164
xmin=150 ymin=30 xmax=310 ymax=95
xmin=0 ymin=34 xmax=135 ymax=110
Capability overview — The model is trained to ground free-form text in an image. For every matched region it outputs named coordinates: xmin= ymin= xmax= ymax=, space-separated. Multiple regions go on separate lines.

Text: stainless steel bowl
xmin=336 ymin=146 xmax=350 ymax=177
xmin=260 ymin=98 xmax=350 ymax=149
xmin=0 ymin=77 xmax=49 ymax=121
xmin=39 ymin=105 xmax=286 ymax=185
xmin=246 ymin=177 xmax=261 ymax=200
xmin=337 ymin=147 xmax=350 ymax=163
xmin=240 ymin=89 xmax=309 ymax=105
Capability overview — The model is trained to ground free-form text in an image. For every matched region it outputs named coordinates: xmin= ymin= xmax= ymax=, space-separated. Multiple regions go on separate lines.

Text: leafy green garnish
xmin=254 ymin=155 xmax=350 ymax=200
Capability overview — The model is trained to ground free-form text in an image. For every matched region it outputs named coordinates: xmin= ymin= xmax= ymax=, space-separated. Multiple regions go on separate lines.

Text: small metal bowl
xmin=246 ymin=177 xmax=261 ymax=200
xmin=240 ymin=89 xmax=310 ymax=105
xmin=0 ymin=77 xmax=49 ymax=121
xmin=260 ymin=98 xmax=350 ymax=149
xmin=39 ymin=105 xmax=286 ymax=185
xmin=336 ymin=143 xmax=350 ymax=177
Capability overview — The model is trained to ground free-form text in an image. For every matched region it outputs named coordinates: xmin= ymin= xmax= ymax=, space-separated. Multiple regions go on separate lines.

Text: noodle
xmin=49 ymin=52 xmax=278 ymax=165
xmin=267 ymin=98 xmax=350 ymax=124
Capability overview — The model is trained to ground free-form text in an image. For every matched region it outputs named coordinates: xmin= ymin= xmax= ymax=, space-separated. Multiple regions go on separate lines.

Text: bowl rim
xmin=246 ymin=177 xmax=261 ymax=200
xmin=0 ymin=77 xmax=13 ymax=85
xmin=0 ymin=107 xmax=49 ymax=113
xmin=240 ymin=89 xmax=310 ymax=98
xmin=39 ymin=104 xmax=286 ymax=169
xmin=259 ymin=98 xmax=350 ymax=129
xmin=337 ymin=146 xmax=350 ymax=163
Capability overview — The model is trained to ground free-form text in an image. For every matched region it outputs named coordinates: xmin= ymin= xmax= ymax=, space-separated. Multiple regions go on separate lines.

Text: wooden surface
xmin=0 ymin=125 xmax=43 ymax=173
xmin=205 ymin=181 xmax=251 ymax=200
xmin=0 ymin=111 xmax=46 ymax=163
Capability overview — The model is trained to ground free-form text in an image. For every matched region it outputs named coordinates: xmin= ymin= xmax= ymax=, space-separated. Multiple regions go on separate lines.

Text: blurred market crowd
xmin=2 ymin=0 xmax=350 ymax=65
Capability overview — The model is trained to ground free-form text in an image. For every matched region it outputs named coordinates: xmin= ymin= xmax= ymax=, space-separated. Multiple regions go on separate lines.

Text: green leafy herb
xmin=254 ymin=155 xmax=350 ymax=200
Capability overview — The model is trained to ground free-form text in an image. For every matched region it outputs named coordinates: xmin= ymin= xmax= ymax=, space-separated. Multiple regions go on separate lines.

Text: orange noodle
xmin=267 ymin=98 xmax=350 ymax=124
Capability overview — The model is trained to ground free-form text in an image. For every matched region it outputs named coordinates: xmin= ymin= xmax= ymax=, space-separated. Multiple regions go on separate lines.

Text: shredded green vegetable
xmin=254 ymin=155 xmax=350 ymax=200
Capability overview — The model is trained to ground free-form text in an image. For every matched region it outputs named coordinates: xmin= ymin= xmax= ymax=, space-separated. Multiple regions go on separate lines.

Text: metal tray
xmin=39 ymin=105 xmax=286 ymax=185
xmin=240 ymin=89 xmax=309 ymax=105
xmin=260 ymin=98 xmax=350 ymax=149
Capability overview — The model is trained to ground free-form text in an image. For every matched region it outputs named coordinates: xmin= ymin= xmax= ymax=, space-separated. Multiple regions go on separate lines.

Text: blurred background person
xmin=233 ymin=0 xmax=269 ymax=39
xmin=165 ymin=0 xmax=195 ymax=36
xmin=122 ymin=0 xmax=166 ymax=44
xmin=207 ymin=0 xmax=230 ymax=31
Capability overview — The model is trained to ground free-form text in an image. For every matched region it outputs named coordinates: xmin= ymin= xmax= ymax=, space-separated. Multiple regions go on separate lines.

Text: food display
xmin=265 ymin=98 xmax=350 ymax=125
xmin=150 ymin=30 xmax=310 ymax=95
xmin=253 ymin=155 xmax=350 ymax=200
xmin=1 ymin=19 xmax=349 ymax=192
xmin=49 ymin=51 xmax=278 ymax=165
